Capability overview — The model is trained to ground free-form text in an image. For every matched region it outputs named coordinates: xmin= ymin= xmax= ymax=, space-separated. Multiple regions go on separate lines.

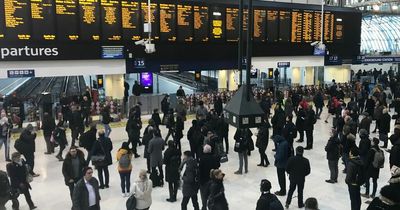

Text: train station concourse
xmin=0 ymin=0 xmax=400 ymax=210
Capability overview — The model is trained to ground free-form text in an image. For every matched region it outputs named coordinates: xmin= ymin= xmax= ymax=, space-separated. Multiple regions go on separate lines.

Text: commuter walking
xmin=273 ymin=135 xmax=289 ymax=196
xmin=41 ymin=112 xmax=56 ymax=154
xmin=91 ymin=130 xmax=113 ymax=189
xmin=285 ymin=146 xmax=311 ymax=209
xmin=72 ymin=167 xmax=101 ymax=210
xmin=80 ymin=123 xmax=97 ymax=163
xmin=54 ymin=121 xmax=68 ymax=161
xmin=180 ymin=151 xmax=200 ymax=210
xmin=16 ymin=124 xmax=39 ymax=176
xmin=163 ymin=140 xmax=181 ymax=202
xmin=101 ymin=106 xmax=112 ymax=138
xmin=161 ymin=95 xmax=170 ymax=124
xmin=256 ymin=121 xmax=270 ymax=167
xmin=6 ymin=152 xmax=37 ymax=209
xmin=0 ymin=110 xmax=12 ymax=161
xmin=207 ymin=169 xmax=228 ymax=210
xmin=62 ymin=146 xmax=86 ymax=200
xmin=325 ymin=129 xmax=340 ymax=183
xmin=69 ymin=105 xmax=84 ymax=146
xmin=133 ymin=170 xmax=153 ymax=210
xmin=148 ymin=130 xmax=165 ymax=187
xmin=116 ymin=142 xmax=133 ymax=197
xmin=81 ymin=96 xmax=91 ymax=127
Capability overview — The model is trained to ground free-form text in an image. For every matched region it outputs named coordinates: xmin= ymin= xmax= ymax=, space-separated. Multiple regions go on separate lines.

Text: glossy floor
xmin=0 ymin=110 xmax=393 ymax=210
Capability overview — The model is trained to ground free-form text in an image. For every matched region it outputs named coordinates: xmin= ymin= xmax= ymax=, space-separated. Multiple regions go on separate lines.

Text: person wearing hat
xmin=256 ymin=179 xmax=283 ymax=210
xmin=284 ymin=146 xmax=311 ymax=208
xmin=379 ymin=108 xmax=391 ymax=148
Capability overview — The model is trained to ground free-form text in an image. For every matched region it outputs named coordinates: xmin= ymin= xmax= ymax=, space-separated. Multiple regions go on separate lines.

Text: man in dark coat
xmin=390 ymin=129 xmax=400 ymax=168
xmin=41 ymin=112 xmax=56 ymax=154
xmin=285 ymin=146 xmax=311 ymax=208
xmin=346 ymin=147 xmax=364 ymax=210
xmin=379 ymin=108 xmax=391 ymax=148
xmin=180 ymin=151 xmax=200 ymax=210
xmin=132 ymin=80 xmax=142 ymax=96
xmin=187 ymin=120 xmax=202 ymax=159
xmin=273 ymin=135 xmax=289 ymax=196
xmin=79 ymin=124 xmax=97 ymax=164
xmin=256 ymin=121 xmax=270 ymax=167
xmin=295 ymin=106 xmax=306 ymax=143
xmin=161 ymin=95 xmax=170 ymax=124
xmin=80 ymin=96 xmax=92 ymax=127
xmin=271 ymin=105 xmax=285 ymax=138
xmin=199 ymin=145 xmax=220 ymax=210
xmin=282 ymin=115 xmax=297 ymax=157
xmin=325 ymin=129 xmax=340 ymax=183
xmin=126 ymin=114 xmax=141 ymax=158
xmin=176 ymin=86 xmax=186 ymax=98
xmin=18 ymin=124 xmax=38 ymax=176
xmin=313 ymin=90 xmax=324 ymax=118
xmin=216 ymin=114 xmax=229 ymax=154
xmin=256 ymin=179 xmax=283 ymax=210
xmin=359 ymin=113 xmax=372 ymax=133
xmin=62 ymin=146 xmax=86 ymax=200
xmin=362 ymin=138 xmax=382 ymax=199
xmin=358 ymin=129 xmax=371 ymax=164
xmin=163 ymin=140 xmax=181 ymax=202
xmin=304 ymin=105 xmax=317 ymax=150
xmin=72 ymin=167 xmax=101 ymax=210
xmin=69 ymin=106 xmax=84 ymax=146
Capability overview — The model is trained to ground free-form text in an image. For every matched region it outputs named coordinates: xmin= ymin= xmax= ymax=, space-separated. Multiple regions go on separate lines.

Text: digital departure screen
xmin=79 ymin=0 xmax=101 ymax=41
xmin=226 ymin=7 xmax=238 ymax=42
xmin=335 ymin=16 xmax=344 ymax=41
xmin=101 ymin=0 xmax=121 ymax=41
xmin=177 ymin=4 xmax=193 ymax=42
xmin=302 ymin=10 xmax=313 ymax=43
xmin=253 ymin=9 xmax=266 ymax=42
xmin=121 ymin=0 xmax=140 ymax=41
xmin=141 ymin=2 xmax=159 ymax=40
xmin=31 ymin=0 xmax=56 ymax=41
xmin=291 ymin=9 xmax=302 ymax=43
xmin=266 ymin=10 xmax=278 ymax=42
xmin=313 ymin=11 xmax=322 ymax=41
xmin=159 ymin=3 xmax=176 ymax=41
xmin=0 ymin=0 xmax=6 ymax=39
xmin=4 ymin=0 xmax=31 ymax=40
xmin=193 ymin=5 xmax=208 ymax=42
xmin=279 ymin=10 xmax=290 ymax=42
xmin=56 ymin=0 xmax=79 ymax=41
xmin=324 ymin=12 xmax=334 ymax=43
xmin=210 ymin=6 xmax=224 ymax=41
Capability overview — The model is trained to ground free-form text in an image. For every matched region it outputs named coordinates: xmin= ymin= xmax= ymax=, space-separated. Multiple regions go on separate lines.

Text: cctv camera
xmin=310 ymin=41 xmax=319 ymax=46
xmin=135 ymin=39 xmax=146 ymax=46
xmin=145 ymin=43 xmax=156 ymax=54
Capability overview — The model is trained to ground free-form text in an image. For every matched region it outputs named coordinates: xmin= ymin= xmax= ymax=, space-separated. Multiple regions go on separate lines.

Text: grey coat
xmin=181 ymin=158 xmax=199 ymax=197
xmin=72 ymin=177 xmax=101 ymax=210
xmin=148 ymin=137 xmax=165 ymax=168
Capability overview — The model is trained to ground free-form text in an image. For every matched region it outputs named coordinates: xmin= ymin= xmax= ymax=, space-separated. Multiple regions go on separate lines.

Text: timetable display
xmin=302 ymin=11 xmax=313 ymax=43
xmin=279 ymin=10 xmax=290 ymax=42
xmin=177 ymin=4 xmax=193 ymax=42
xmin=121 ymin=0 xmax=140 ymax=41
xmin=56 ymin=0 xmax=79 ymax=41
xmin=210 ymin=6 xmax=224 ymax=41
xmin=159 ymin=3 xmax=176 ymax=41
xmin=4 ymin=0 xmax=31 ymax=40
xmin=194 ymin=5 xmax=208 ymax=42
xmin=266 ymin=10 xmax=278 ymax=42
xmin=324 ymin=12 xmax=334 ymax=43
xmin=141 ymin=2 xmax=159 ymax=40
xmin=291 ymin=9 xmax=302 ymax=43
xmin=0 ymin=0 xmax=5 ymax=39
xmin=335 ymin=16 xmax=344 ymax=41
xmin=253 ymin=9 xmax=266 ymax=42
xmin=101 ymin=0 xmax=121 ymax=41
xmin=226 ymin=7 xmax=238 ymax=42
xmin=79 ymin=0 xmax=101 ymax=41
xmin=31 ymin=0 xmax=56 ymax=41
xmin=313 ymin=11 xmax=322 ymax=41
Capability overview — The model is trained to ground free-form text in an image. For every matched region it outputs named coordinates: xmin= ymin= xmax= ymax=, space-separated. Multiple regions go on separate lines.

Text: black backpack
xmin=126 ymin=194 xmax=136 ymax=210
xmin=150 ymin=169 xmax=162 ymax=187
xmin=259 ymin=193 xmax=284 ymax=210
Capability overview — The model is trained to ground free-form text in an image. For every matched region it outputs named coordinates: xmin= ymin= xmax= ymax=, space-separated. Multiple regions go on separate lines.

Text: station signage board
xmin=277 ymin=62 xmax=290 ymax=68
xmin=7 ymin=69 xmax=35 ymax=78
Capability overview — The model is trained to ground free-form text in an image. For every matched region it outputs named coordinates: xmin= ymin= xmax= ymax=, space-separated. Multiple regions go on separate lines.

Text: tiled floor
xmin=0 ymin=110 xmax=393 ymax=210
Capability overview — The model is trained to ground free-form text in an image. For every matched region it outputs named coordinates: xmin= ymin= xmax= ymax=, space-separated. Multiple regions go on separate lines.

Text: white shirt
xmin=84 ymin=178 xmax=96 ymax=207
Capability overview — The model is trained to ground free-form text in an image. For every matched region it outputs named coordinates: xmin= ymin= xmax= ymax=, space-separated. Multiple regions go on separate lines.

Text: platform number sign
xmin=7 ymin=69 xmax=35 ymax=78
xmin=134 ymin=58 xmax=146 ymax=69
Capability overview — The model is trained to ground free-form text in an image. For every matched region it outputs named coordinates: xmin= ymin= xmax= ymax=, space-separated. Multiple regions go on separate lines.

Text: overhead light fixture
xmin=392 ymin=5 xmax=399 ymax=10
xmin=372 ymin=4 xmax=380 ymax=11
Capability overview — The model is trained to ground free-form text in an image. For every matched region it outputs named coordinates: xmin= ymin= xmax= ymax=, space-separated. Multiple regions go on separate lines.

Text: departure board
xmin=31 ymin=0 xmax=56 ymax=41
xmin=101 ymin=0 xmax=121 ymax=41
xmin=279 ymin=10 xmax=290 ymax=42
xmin=159 ymin=3 xmax=176 ymax=41
xmin=79 ymin=0 xmax=101 ymax=41
xmin=177 ymin=4 xmax=193 ymax=42
xmin=324 ymin=12 xmax=334 ymax=43
xmin=253 ymin=9 xmax=266 ymax=42
xmin=266 ymin=10 xmax=278 ymax=42
xmin=0 ymin=0 xmax=5 ymax=39
xmin=302 ymin=11 xmax=313 ymax=43
xmin=313 ymin=11 xmax=322 ymax=41
xmin=291 ymin=9 xmax=302 ymax=43
xmin=4 ymin=0 xmax=31 ymax=40
xmin=121 ymin=0 xmax=140 ymax=41
xmin=193 ymin=5 xmax=208 ymax=42
xmin=210 ymin=6 xmax=224 ymax=41
xmin=141 ymin=2 xmax=159 ymax=40
xmin=335 ymin=16 xmax=343 ymax=41
xmin=56 ymin=0 xmax=79 ymax=41
xmin=226 ymin=7 xmax=238 ymax=42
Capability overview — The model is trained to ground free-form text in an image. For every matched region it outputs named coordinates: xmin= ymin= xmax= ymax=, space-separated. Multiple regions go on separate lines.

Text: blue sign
xmin=134 ymin=58 xmax=146 ymax=69
xmin=101 ymin=46 xmax=124 ymax=59
xmin=7 ymin=69 xmax=35 ymax=78
xmin=277 ymin=62 xmax=290 ymax=68
xmin=324 ymin=55 xmax=342 ymax=66
xmin=361 ymin=56 xmax=400 ymax=64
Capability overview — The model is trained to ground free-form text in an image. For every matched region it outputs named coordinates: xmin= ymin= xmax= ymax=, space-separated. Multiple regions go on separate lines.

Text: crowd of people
xmin=0 ymin=70 xmax=400 ymax=210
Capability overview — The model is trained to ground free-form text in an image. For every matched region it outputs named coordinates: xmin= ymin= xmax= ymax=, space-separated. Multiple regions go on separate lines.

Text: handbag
xmin=25 ymin=164 xmax=33 ymax=183
xmin=126 ymin=193 xmax=136 ymax=210
xmin=91 ymin=142 xmax=107 ymax=167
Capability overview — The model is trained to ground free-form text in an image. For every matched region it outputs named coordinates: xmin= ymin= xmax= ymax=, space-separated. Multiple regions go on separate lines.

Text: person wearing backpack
xmin=116 ymin=142 xmax=133 ymax=197
xmin=256 ymin=179 xmax=284 ymax=210
xmin=346 ymin=147 xmax=364 ymax=210
xmin=180 ymin=151 xmax=200 ymax=210
xmin=362 ymin=138 xmax=384 ymax=199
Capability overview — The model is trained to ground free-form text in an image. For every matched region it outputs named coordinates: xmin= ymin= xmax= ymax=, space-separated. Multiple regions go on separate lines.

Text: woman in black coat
xmin=54 ymin=121 xmax=68 ymax=161
xmin=126 ymin=114 xmax=141 ymax=157
xmin=163 ymin=140 xmax=181 ymax=202
xmin=365 ymin=96 xmax=375 ymax=119
xmin=207 ymin=169 xmax=228 ymax=210
xmin=234 ymin=128 xmax=252 ymax=174
xmin=363 ymin=138 xmax=382 ymax=198
xmin=91 ymin=130 xmax=113 ymax=189
xmin=256 ymin=122 xmax=269 ymax=167
xmin=41 ymin=112 xmax=56 ymax=154
xmin=295 ymin=107 xmax=306 ymax=142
